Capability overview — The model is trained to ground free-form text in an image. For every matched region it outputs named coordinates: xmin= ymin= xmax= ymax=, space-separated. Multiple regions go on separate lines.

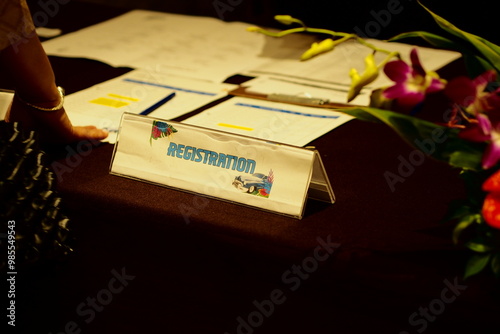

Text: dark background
xmin=62 ymin=0 xmax=499 ymax=45
xmin=7 ymin=1 xmax=500 ymax=334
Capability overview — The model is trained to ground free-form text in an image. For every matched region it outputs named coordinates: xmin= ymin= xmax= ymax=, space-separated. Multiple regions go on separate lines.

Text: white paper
xmin=64 ymin=69 xmax=236 ymax=143
xmin=242 ymin=75 xmax=371 ymax=106
xmin=0 ymin=91 xmax=13 ymax=120
xmin=41 ymin=9 xmax=461 ymax=139
xmin=42 ymin=9 xmax=460 ymax=103
xmin=42 ymin=10 xmax=311 ymax=83
xmin=182 ymin=97 xmax=354 ymax=147
xmin=245 ymin=39 xmax=461 ymax=103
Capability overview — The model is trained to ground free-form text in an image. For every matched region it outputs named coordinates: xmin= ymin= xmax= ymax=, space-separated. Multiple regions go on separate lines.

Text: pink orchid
xmin=459 ymin=113 xmax=500 ymax=169
xmin=445 ymin=69 xmax=500 ymax=115
xmin=382 ymin=48 xmax=446 ymax=110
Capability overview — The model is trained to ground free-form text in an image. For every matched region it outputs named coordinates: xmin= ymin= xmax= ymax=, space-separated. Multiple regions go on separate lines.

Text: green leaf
xmin=442 ymin=200 xmax=474 ymax=223
xmin=453 ymin=214 xmax=479 ymax=244
xmin=388 ymin=31 xmax=458 ymax=51
xmin=447 ymin=145 xmax=485 ymax=170
xmin=465 ymin=241 xmax=492 ymax=253
xmin=462 ymin=53 xmax=498 ymax=78
xmin=340 ymin=107 xmax=484 ymax=170
xmin=491 ymin=253 xmax=500 ymax=278
xmin=459 ymin=169 xmax=492 ymax=206
xmin=417 ymin=0 xmax=500 ymax=74
xmin=464 ymin=253 xmax=491 ymax=279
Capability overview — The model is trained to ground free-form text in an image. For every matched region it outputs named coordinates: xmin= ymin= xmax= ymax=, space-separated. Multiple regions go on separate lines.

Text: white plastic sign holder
xmin=110 ymin=113 xmax=335 ymax=219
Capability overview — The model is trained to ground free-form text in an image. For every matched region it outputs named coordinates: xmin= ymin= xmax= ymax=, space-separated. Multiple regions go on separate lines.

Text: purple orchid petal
xmin=410 ymin=48 xmax=426 ymax=78
xmin=395 ymin=91 xmax=425 ymax=108
xmin=426 ymin=77 xmax=446 ymax=93
xmin=382 ymin=48 xmax=446 ymax=111
xmin=482 ymin=142 xmax=500 ymax=169
xmin=478 ymin=113 xmax=493 ymax=135
xmin=382 ymin=83 xmax=410 ymax=99
xmin=444 ymin=76 xmax=477 ymax=106
xmin=486 ymin=91 xmax=500 ymax=111
xmin=382 ymin=82 xmax=424 ymax=107
xmin=459 ymin=126 xmax=492 ymax=142
xmin=384 ymin=60 xmax=411 ymax=83
xmin=472 ymin=69 xmax=497 ymax=90
xmin=459 ymin=114 xmax=493 ymax=142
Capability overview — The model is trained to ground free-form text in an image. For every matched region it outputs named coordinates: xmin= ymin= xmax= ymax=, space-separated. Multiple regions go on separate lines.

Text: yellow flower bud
xmin=274 ymin=15 xmax=296 ymax=25
xmin=246 ymin=27 xmax=261 ymax=33
xmin=349 ymin=68 xmax=360 ymax=83
xmin=347 ymin=53 xmax=379 ymax=102
xmin=300 ymin=38 xmax=335 ymax=61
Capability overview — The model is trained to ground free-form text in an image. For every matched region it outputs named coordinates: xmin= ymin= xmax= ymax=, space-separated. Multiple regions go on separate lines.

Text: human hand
xmin=6 ymin=97 xmax=108 ymax=144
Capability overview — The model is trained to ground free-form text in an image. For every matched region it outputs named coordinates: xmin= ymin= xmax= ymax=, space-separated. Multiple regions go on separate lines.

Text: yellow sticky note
xmin=217 ymin=123 xmax=253 ymax=131
xmin=107 ymin=94 xmax=139 ymax=102
xmin=90 ymin=97 xmax=130 ymax=108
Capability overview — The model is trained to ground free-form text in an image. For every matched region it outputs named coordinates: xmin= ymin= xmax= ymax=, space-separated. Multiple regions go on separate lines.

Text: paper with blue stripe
xmin=183 ymin=97 xmax=353 ymax=147
xmin=63 ymin=69 xmax=236 ymax=143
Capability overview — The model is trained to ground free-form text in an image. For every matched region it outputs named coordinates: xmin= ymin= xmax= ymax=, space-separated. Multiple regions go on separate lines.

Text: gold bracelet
xmin=16 ymin=86 xmax=65 ymax=112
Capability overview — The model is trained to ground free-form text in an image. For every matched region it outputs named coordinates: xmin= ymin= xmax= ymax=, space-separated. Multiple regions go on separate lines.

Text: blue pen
xmin=140 ymin=92 xmax=176 ymax=115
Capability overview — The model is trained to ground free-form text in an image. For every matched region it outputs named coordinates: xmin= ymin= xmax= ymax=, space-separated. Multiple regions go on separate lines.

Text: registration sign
xmin=110 ymin=113 xmax=335 ymax=218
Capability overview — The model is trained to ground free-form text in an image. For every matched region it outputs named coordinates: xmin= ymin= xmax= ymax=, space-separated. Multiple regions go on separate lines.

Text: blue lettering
xmin=237 ymin=157 xmax=246 ymax=172
xmin=202 ymin=150 xmax=210 ymax=164
xmin=167 ymin=142 xmax=177 ymax=156
xmin=195 ymin=148 xmax=203 ymax=162
xmin=217 ymin=153 xmax=226 ymax=168
xmin=227 ymin=155 xmax=237 ymax=170
xmin=176 ymin=144 xmax=185 ymax=158
xmin=208 ymin=152 xmax=218 ymax=166
xmin=166 ymin=143 xmax=257 ymax=173
xmin=246 ymin=159 xmax=256 ymax=174
xmin=183 ymin=146 xmax=192 ymax=160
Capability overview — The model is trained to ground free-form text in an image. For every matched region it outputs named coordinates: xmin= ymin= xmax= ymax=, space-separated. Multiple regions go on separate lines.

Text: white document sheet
xmin=245 ymin=39 xmax=461 ymax=102
xmin=64 ymin=69 xmax=236 ymax=143
xmin=182 ymin=97 xmax=354 ymax=147
xmin=0 ymin=91 xmax=13 ymax=120
xmin=242 ymin=75 xmax=371 ymax=106
xmin=42 ymin=9 xmax=460 ymax=101
xmin=42 ymin=10 xmax=313 ymax=83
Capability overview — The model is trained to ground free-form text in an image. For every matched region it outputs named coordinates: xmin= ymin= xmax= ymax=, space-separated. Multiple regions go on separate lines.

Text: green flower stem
xmin=378 ymin=51 xmax=401 ymax=68
xmin=250 ymin=26 xmax=397 ymax=57
xmin=359 ymin=42 xmax=400 ymax=59
xmin=250 ymin=26 xmax=349 ymax=39
xmin=330 ymin=34 xmax=353 ymax=46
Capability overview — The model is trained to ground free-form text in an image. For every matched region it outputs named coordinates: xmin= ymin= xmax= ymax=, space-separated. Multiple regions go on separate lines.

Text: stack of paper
xmin=41 ymin=9 xmax=461 ymax=145
xmin=182 ymin=97 xmax=354 ymax=147
xmin=64 ymin=70 xmax=236 ymax=143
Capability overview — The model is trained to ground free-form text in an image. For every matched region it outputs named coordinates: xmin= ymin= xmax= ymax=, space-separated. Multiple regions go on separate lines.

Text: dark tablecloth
xmin=7 ymin=1 xmax=500 ymax=333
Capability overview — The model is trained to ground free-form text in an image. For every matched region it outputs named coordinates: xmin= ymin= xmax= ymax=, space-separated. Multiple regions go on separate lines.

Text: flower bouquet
xmin=248 ymin=1 xmax=500 ymax=279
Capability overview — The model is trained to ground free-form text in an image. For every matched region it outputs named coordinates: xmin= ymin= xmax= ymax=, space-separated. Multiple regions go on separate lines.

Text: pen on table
xmin=267 ymin=93 xmax=329 ymax=106
xmin=140 ymin=91 xmax=176 ymax=115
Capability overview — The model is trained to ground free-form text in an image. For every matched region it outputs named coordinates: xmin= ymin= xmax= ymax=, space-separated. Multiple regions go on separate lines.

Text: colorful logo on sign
xmin=150 ymin=120 xmax=177 ymax=144
xmin=232 ymin=169 xmax=274 ymax=198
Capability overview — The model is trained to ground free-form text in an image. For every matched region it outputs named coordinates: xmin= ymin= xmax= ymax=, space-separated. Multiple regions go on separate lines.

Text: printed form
xmin=42 ymin=10 xmax=313 ymax=83
xmin=182 ymin=97 xmax=354 ymax=147
xmin=64 ymin=70 xmax=236 ymax=143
